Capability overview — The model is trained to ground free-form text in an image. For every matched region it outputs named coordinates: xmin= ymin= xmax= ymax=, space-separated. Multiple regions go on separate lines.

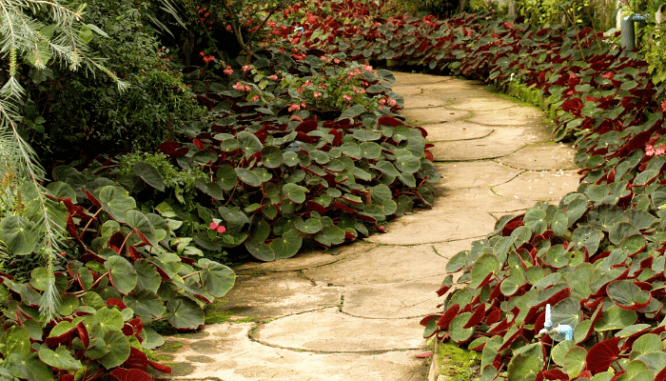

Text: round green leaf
xmin=310 ymin=150 xmax=330 ymax=165
xmin=0 ymin=216 xmax=39 ymax=255
xmin=198 ymin=258 xmax=235 ymax=297
xmin=524 ymin=208 xmax=547 ymax=234
xmin=98 ymin=186 xmax=136 ymax=223
xmin=360 ymin=142 xmax=382 ymax=159
xmin=123 ymin=289 xmax=166 ymax=320
xmin=594 ymin=305 xmax=638 ymax=331
xmin=1 ymin=326 xmax=31 ymax=357
xmin=552 ymin=340 xmax=574 ymax=366
xmin=607 ymin=280 xmax=652 ymax=311
xmin=46 ymin=181 xmax=77 ymax=201
xmin=393 ymin=153 xmax=421 ymax=174
xmin=631 ymin=333 xmax=662 ymax=357
xmin=166 ymin=297 xmax=205 ymax=330
xmin=352 ymin=129 xmax=382 ymax=141
xmin=563 ymin=346 xmax=587 ymax=378
xmin=261 ymin=146 xmax=283 ymax=169
xmin=97 ymin=330 xmax=131 ymax=369
xmin=216 ymin=164 xmax=238 ymax=191
xmin=341 ymin=142 xmax=362 ymax=159
xmin=446 ymin=250 xmax=469 ymax=273
xmin=105 ymin=255 xmax=138 ymax=295
xmin=39 ymin=346 xmax=81 ymax=371
xmin=449 ymin=312 xmax=474 ymax=342
xmin=134 ymin=161 xmax=165 ymax=192
xmin=470 ymin=253 xmax=499 ymax=289
xmin=237 ymin=131 xmax=263 ymax=158
xmin=134 ymin=259 xmax=162 ymax=294
xmin=609 ymin=222 xmax=640 ymax=245
xmin=295 ymin=218 xmax=324 ymax=235
xmin=283 ymin=183 xmax=308 ymax=204
xmin=270 ymin=230 xmax=303 ymax=259
xmin=235 ymin=168 xmax=262 ymax=187
xmin=315 ymin=225 xmax=346 ymax=247
xmin=507 ymin=354 xmax=542 ymax=381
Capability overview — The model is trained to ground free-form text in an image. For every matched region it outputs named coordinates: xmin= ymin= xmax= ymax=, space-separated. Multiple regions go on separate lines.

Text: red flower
xmin=210 ymin=222 xmax=226 ymax=234
xmin=661 ymin=100 xmax=666 ymax=112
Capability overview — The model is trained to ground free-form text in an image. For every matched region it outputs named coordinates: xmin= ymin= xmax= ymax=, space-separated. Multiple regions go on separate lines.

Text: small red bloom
xmin=210 ymin=222 xmax=226 ymax=234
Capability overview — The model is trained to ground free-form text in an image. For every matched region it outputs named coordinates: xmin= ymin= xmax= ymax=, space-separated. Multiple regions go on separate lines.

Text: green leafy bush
xmin=0 ymin=173 xmax=235 ymax=380
xmin=24 ymin=0 xmax=205 ymax=166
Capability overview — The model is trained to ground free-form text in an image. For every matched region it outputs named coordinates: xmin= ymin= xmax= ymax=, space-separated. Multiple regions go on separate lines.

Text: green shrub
xmin=24 ymin=0 xmax=205 ymax=167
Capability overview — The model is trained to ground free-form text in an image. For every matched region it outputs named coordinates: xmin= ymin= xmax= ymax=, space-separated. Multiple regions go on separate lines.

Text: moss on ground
xmin=159 ymin=340 xmax=184 ymax=352
xmin=437 ymin=342 xmax=481 ymax=381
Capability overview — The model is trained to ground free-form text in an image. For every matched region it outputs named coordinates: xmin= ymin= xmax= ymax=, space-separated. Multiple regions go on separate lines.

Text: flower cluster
xmin=224 ymin=65 xmax=233 ymax=75
xmin=288 ymin=102 xmax=307 ymax=112
xmin=379 ymin=97 xmax=397 ymax=107
xmin=662 ymin=100 xmax=666 ymax=112
xmin=646 ymin=144 xmax=666 ymax=157
xmin=210 ymin=221 xmax=226 ymax=234
xmin=199 ymin=51 xmax=215 ymax=64
xmin=233 ymin=82 xmax=252 ymax=92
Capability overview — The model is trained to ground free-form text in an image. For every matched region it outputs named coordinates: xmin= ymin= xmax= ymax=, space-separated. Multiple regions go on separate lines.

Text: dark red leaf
xmin=436 ymin=304 xmax=460 ymax=330
xmin=193 ymin=138 xmax=205 ymax=150
xmin=377 ymin=116 xmax=403 ymax=126
xmin=107 ymin=298 xmax=126 ymax=310
xmin=295 ymin=120 xmax=318 ymax=133
xmin=542 ymin=369 xmax=569 ymax=380
xmin=122 ymin=347 xmax=148 ymax=371
xmin=84 ymin=190 xmax=101 ymax=207
xmin=76 ymin=322 xmax=90 ymax=349
xmin=463 ymin=304 xmax=486 ymax=329
xmin=486 ymin=306 xmax=502 ymax=326
xmin=586 ymin=337 xmax=622 ymax=374
xmin=158 ymin=141 xmax=182 ymax=155
xmin=147 ymin=360 xmax=172 ymax=374
xmin=112 ymin=368 xmax=153 ymax=381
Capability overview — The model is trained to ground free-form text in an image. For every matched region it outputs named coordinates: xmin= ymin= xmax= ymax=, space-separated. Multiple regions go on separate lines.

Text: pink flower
xmin=306 ymin=12 xmax=317 ymax=23
xmin=225 ymin=25 xmax=232 ymax=31
xmin=334 ymin=58 xmax=340 ymax=64
xmin=288 ymin=103 xmax=301 ymax=112
xmin=233 ymin=82 xmax=244 ymax=91
xmin=662 ymin=100 xmax=666 ymax=112
xmin=242 ymin=65 xmax=253 ymax=72
xmin=251 ymin=95 xmax=260 ymax=101
xmin=379 ymin=98 xmax=386 ymax=105
xmin=210 ymin=222 xmax=226 ymax=234
xmin=244 ymin=85 xmax=252 ymax=92
xmin=363 ymin=65 xmax=373 ymax=72
xmin=268 ymin=75 xmax=278 ymax=80
xmin=223 ymin=65 xmax=233 ymax=75
xmin=314 ymin=92 xmax=322 ymax=98
xmin=301 ymin=102 xmax=306 ymax=108
xmin=646 ymin=145 xmax=655 ymax=156
xmin=657 ymin=145 xmax=666 ymax=156
xmin=343 ymin=94 xmax=352 ymax=102
xmin=387 ymin=98 xmax=397 ymax=107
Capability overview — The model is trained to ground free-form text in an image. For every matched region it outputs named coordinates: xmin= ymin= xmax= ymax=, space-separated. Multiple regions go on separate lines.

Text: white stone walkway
xmin=155 ymin=72 xmax=579 ymax=381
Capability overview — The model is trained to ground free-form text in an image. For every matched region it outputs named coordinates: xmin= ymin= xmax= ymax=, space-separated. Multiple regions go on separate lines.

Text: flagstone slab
xmin=466 ymin=106 xmax=544 ymax=126
xmin=497 ymin=143 xmax=577 ymax=170
xmin=302 ymin=243 xmax=451 ymax=285
xmin=162 ymin=323 xmax=428 ymax=381
xmin=204 ymin=272 xmax=341 ymax=320
xmin=424 ymin=121 xmax=494 ymax=142
xmin=400 ymin=107 xmax=470 ymax=124
xmin=431 ymin=127 xmax=547 ymax=161
xmin=435 ymin=161 xmax=521 ymax=190
xmin=392 ymin=72 xmax=452 ymax=85
xmin=252 ymin=308 xmax=425 ymax=352
xmin=416 ymin=81 xmax=490 ymax=99
xmin=448 ymin=96 xmax=523 ymax=111
xmin=492 ymin=170 xmax=580 ymax=203
xmin=403 ymin=95 xmax=449 ymax=109
xmin=343 ymin=280 xmax=444 ymax=318
xmin=234 ymin=242 xmax=374 ymax=274
xmin=365 ymin=188 xmax=536 ymax=245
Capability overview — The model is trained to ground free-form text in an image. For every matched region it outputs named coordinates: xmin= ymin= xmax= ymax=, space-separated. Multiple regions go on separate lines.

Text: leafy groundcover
xmin=263 ymin=0 xmax=666 ymax=379
xmin=0 ymin=2 xmax=443 ymax=379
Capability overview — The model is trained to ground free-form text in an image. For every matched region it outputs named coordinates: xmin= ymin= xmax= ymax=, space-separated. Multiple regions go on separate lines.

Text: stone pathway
xmin=156 ymin=73 xmax=580 ymax=381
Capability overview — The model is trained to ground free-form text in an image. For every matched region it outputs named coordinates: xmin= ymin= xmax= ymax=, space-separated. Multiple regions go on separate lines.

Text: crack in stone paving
xmin=157 ymin=72 xmax=580 ymax=381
